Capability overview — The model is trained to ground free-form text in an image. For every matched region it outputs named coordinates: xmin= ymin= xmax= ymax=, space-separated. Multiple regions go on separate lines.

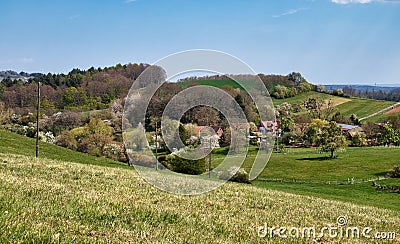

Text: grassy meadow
xmin=1 ymin=153 xmax=399 ymax=243
xmin=272 ymin=91 xmax=395 ymax=118
xmin=177 ymin=79 xmax=245 ymax=90
xmin=0 ymin=130 xmax=128 ymax=169
xmin=0 ymin=129 xmax=399 ymax=242
xmin=212 ymin=146 xmax=400 ymax=211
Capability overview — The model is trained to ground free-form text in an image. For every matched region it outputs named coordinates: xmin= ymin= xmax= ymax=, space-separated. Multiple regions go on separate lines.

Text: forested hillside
xmin=0 ymin=64 xmax=149 ymax=114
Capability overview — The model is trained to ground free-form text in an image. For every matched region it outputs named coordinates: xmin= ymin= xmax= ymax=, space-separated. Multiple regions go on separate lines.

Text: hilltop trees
xmin=0 ymin=63 xmax=149 ymax=113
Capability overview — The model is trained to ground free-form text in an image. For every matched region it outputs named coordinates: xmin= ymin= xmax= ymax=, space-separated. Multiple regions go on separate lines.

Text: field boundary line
xmin=359 ymin=102 xmax=400 ymax=121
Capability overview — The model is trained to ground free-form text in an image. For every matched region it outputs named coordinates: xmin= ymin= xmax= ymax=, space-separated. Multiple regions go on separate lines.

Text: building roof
xmin=337 ymin=123 xmax=359 ymax=131
xmin=195 ymin=125 xmax=223 ymax=137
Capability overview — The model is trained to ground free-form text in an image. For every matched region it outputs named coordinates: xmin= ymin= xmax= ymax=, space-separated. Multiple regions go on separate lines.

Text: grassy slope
xmin=364 ymin=110 xmax=400 ymax=123
xmin=2 ymin=127 xmax=398 ymax=211
xmin=273 ymin=91 xmax=395 ymax=118
xmin=0 ymin=130 xmax=128 ymax=169
xmin=272 ymin=91 xmax=334 ymax=106
xmin=177 ymin=79 xmax=245 ymax=89
xmin=256 ymin=147 xmax=399 ymax=181
xmin=212 ymin=147 xmax=400 ymax=211
xmin=1 ymin=153 xmax=399 ymax=243
xmin=177 ymin=80 xmax=396 ymax=119
xmin=336 ymin=98 xmax=395 ymax=118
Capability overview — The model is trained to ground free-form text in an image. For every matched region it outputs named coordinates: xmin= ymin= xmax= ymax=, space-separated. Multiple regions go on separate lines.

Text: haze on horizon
xmin=0 ymin=0 xmax=399 ymax=85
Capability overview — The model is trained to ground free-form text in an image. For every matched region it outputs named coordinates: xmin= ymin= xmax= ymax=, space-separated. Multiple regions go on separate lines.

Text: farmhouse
xmin=337 ymin=123 xmax=359 ymax=132
xmin=195 ymin=126 xmax=223 ymax=138
xmin=259 ymin=120 xmax=281 ymax=137
xmin=338 ymin=123 xmax=363 ymax=141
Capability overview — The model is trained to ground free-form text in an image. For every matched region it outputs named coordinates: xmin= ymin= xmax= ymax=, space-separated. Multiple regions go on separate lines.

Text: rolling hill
xmin=1 ymin=152 xmax=399 ymax=242
xmin=177 ymin=79 xmax=397 ymax=120
xmin=0 ymin=130 xmax=128 ymax=169
xmin=271 ymin=91 xmax=396 ymax=118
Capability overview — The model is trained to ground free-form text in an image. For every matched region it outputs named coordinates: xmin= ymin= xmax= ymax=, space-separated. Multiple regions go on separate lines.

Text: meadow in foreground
xmin=0 ymin=153 xmax=399 ymax=243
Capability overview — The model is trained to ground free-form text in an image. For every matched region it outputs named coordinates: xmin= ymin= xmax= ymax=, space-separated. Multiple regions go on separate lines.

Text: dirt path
xmin=359 ymin=102 xmax=400 ymax=121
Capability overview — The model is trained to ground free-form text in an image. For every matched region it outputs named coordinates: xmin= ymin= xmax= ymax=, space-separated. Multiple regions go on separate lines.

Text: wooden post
xmin=35 ymin=82 xmax=40 ymax=158
xmin=155 ymin=120 xmax=158 ymax=170
xmin=209 ymin=137 xmax=212 ymax=178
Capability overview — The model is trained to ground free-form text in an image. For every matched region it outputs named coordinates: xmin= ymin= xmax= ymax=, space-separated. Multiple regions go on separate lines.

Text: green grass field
xmin=272 ymin=91 xmax=396 ymax=118
xmin=0 ymin=130 xmax=128 ymax=169
xmin=1 ymin=129 xmax=399 ymax=242
xmin=271 ymin=91 xmax=335 ymax=106
xmin=212 ymin=146 xmax=400 ymax=211
xmin=364 ymin=110 xmax=400 ymax=123
xmin=177 ymin=79 xmax=245 ymax=89
xmin=1 ymin=153 xmax=399 ymax=242
xmin=336 ymin=98 xmax=395 ymax=118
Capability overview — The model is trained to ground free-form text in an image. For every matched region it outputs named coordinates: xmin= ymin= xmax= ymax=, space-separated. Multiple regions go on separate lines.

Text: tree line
xmin=341 ymin=86 xmax=399 ymax=102
xmin=0 ymin=63 xmax=149 ymax=114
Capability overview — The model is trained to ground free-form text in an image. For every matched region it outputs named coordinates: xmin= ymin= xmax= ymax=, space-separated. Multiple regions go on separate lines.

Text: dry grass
xmin=0 ymin=153 xmax=399 ymax=243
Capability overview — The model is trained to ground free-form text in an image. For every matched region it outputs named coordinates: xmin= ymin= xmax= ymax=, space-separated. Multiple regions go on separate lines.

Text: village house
xmin=195 ymin=126 xmax=223 ymax=138
xmin=259 ymin=120 xmax=281 ymax=137
xmin=337 ymin=123 xmax=363 ymax=139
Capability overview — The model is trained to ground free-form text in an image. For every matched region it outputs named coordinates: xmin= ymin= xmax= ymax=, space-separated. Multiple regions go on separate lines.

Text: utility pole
xmin=35 ymin=82 xmax=41 ymax=158
xmin=208 ymin=137 xmax=212 ymax=178
xmin=155 ymin=120 xmax=158 ymax=170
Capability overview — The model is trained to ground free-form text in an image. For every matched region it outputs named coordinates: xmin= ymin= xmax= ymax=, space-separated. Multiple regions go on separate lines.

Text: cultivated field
xmin=273 ymin=91 xmax=395 ymax=118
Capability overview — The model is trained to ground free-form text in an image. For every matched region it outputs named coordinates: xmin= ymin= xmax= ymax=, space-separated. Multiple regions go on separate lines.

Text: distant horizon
xmin=323 ymin=83 xmax=400 ymax=87
xmin=1 ymin=66 xmax=400 ymax=87
xmin=1 ymin=62 xmax=400 ymax=86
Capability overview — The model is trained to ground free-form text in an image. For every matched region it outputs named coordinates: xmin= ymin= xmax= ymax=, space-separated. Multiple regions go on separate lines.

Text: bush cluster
xmin=388 ymin=162 xmax=400 ymax=178
xmin=218 ymin=167 xmax=251 ymax=184
xmin=168 ymin=155 xmax=206 ymax=175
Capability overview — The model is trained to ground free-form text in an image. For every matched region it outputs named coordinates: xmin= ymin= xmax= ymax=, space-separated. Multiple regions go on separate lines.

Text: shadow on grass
xmin=374 ymin=171 xmax=389 ymax=177
xmin=296 ymin=156 xmax=337 ymax=161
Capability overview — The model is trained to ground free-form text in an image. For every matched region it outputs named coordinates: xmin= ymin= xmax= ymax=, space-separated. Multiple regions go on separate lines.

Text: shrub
xmin=78 ymin=137 xmax=102 ymax=156
xmin=129 ymin=154 xmax=156 ymax=167
xmin=55 ymin=130 xmax=78 ymax=150
xmin=157 ymin=154 xmax=172 ymax=169
xmin=103 ymin=143 xmax=126 ymax=162
xmin=388 ymin=162 xmax=400 ymax=178
xmin=169 ymin=155 xmax=205 ymax=175
xmin=218 ymin=167 xmax=251 ymax=184
xmin=350 ymin=133 xmax=367 ymax=147
xmin=39 ymin=131 xmax=55 ymax=144
xmin=6 ymin=123 xmax=36 ymax=138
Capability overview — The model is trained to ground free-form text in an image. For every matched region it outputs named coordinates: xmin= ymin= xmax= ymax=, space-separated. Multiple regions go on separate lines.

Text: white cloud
xmin=125 ymin=0 xmax=137 ymax=3
xmin=272 ymin=8 xmax=308 ymax=18
xmin=20 ymin=57 xmax=34 ymax=64
xmin=0 ymin=58 xmax=34 ymax=65
xmin=331 ymin=0 xmax=400 ymax=4
xmin=332 ymin=0 xmax=373 ymax=4
xmin=68 ymin=14 xmax=81 ymax=21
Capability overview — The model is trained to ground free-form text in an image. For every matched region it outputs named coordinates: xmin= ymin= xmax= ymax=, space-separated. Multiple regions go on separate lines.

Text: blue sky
xmin=0 ymin=0 xmax=399 ymax=85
